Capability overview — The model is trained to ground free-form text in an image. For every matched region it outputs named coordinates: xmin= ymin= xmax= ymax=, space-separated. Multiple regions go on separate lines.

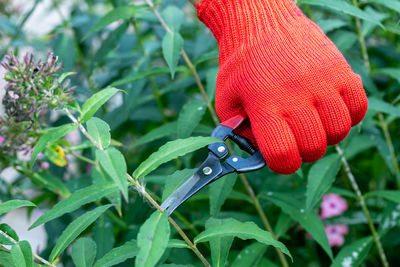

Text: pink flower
xmin=320 ymin=194 xmax=348 ymax=219
xmin=325 ymin=225 xmax=349 ymax=247
xmin=38 ymin=162 xmax=50 ymax=170
xmin=0 ymin=135 xmax=4 ymax=144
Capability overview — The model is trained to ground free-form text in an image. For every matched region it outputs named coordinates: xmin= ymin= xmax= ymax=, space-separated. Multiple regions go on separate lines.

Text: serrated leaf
xmin=87 ymin=118 xmax=111 ymax=149
xmin=261 ymin=192 xmax=332 ymax=259
xmin=330 ymin=237 xmax=373 ymax=267
xmin=49 ymin=205 xmax=111 ymax=262
xmin=72 ymin=238 xmax=97 ymax=267
xmin=0 ymin=224 xmax=19 ymax=245
xmin=136 ymin=211 xmax=170 ymax=267
xmin=30 ymin=183 xmax=118 ymax=229
xmin=131 ymin=122 xmax=177 ymax=148
xmin=368 ymin=97 xmax=400 ymax=117
xmin=177 ymin=101 xmax=207 ymax=138
xmin=162 ymin=169 xmax=196 ymax=201
xmin=162 ymin=31 xmax=183 ymax=79
xmin=84 ymin=5 xmax=147 ymax=39
xmin=194 ymin=218 xmax=291 ymax=259
xmin=96 ymin=147 xmax=128 ymax=200
xmin=306 ymin=154 xmax=341 ymax=212
xmin=0 ymin=200 xmax=35 ymax=217
xmin=32 ymin=172 xmax=70 ymax=197
xmin=132 ymin=136 xmax=218 ymax=179
xmin=206 ymin=218 xmax=234 ymax=267
xmin=11 ymin=241 xmax=32 ymax=267
xmin=31 ymin=124 xmax=77 ymax=166
xmin=162 ymin=6 xmax=184 ymax=31
xmin=80 ymin=88 xmax=120 ymax=123
xmin=210 ymin=173 xmax=237 ymax=216
xmin=299 ymin=0 xmax=383 ymax=27
xmin=364 ymin=190 xmax=400 ymax=204
xmin=93 ymin=240 xmax=138 ymax=267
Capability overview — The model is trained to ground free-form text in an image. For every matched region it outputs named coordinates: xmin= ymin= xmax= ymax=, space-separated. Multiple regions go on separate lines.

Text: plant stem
xmin=352 ymin=0 xmax=400 ymax=188
xmin=144 ymin=1 xmax=289 ymax=266
xmin=68 ymin=150 xmax=97 ymax=165
xmin=0 ymin=230 xmax=55 ymax=267
xmin=131 ymin=18 xmax=168 ymax=123
xmin=336 ymin=145 xmax=389 ymax=267
xmin=127 ymin=175 xmax=211 ymax=267
xmin=64 ymin=110 xmax=209 ymax=266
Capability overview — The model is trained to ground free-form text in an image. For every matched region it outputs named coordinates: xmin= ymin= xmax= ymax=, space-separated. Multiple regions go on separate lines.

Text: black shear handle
xmin=211 ymin=111 xmax=257 ymax=155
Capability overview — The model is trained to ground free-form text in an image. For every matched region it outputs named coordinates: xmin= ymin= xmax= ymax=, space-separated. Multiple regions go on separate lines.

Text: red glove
xmin=196 ymin=0 xmax=368 ymax=174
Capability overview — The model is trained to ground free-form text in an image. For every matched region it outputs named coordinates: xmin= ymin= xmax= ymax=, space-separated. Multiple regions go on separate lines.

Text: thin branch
xmin=127 ymin=175 xmax=211 ymax=267
xmin=352 ymin=0 xmax=400 ymax=188
xmin=336 ymin=145 xmax=389 ymax=267
xmin=0 ymin=230 xmax=55 ymax=267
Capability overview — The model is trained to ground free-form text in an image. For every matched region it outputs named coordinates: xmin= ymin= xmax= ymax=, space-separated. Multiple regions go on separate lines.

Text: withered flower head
xmin=0 ymin=52 xmax=75 ymax=166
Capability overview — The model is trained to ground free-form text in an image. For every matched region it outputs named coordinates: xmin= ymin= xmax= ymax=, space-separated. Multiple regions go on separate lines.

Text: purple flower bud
xmin=0 ymin=135 xmax=4 ymax=144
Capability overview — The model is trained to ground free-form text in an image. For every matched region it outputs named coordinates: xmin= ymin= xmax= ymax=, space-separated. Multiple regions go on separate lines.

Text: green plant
xmin=0 ymin=0 xmax=399 ymax=266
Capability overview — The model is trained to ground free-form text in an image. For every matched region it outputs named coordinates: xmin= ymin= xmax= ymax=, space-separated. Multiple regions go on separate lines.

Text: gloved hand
xmin=196 ymin=0 xmax=368 ymax=174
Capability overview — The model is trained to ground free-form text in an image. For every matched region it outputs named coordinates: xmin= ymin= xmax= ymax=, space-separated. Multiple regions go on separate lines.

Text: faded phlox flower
xmin=325 ymin=224 xmax=349 ymax=247
xmin=0 ymin=52 xmax=75 ymax=167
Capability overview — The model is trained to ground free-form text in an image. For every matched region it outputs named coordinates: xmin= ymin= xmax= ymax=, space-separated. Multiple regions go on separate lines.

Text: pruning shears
xmin=161 ymin=112 xmax=266 ymax=215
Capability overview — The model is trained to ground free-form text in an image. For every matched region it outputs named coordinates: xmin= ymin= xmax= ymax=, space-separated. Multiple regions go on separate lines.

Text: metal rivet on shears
xmin=203 ymin=167 xmax=213 ymax=175
xmin=232 ymin=157 xmax=239 ymax=162
xmin=217 ymin=146 xmax=226 ymax=153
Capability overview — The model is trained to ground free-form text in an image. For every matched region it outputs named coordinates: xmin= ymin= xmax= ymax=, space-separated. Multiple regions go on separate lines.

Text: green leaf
xmin=96 ymin=147 xmax=128 ymax=200
xmin=84 ymin=5 xmax=147 ymax=39
xmin=194 ymin=218 xmax=291 ymax=259
xmin=167 ymin=239 xmax=190 ymax=249
xmin=368 ymin=97 xmax=400 ymax=117
xmin=162 ymin=6 xmax=184 ymax=31
xmin=31 ymin=124 xmax=77 ymax=166
xmin=209 ymin=173 xmax=237 ymax=216
xmin=231 ymin=243 xmax=266 ymax=267
xmin=131 ymin=122 xmax=177 ymax=148
xmin=177 ymin=101 xmax=207 ymax=138
xmin=136 ymin=211 xmax=170 ymax=267
xmin=93 ymin=240 xmax=138 ymax=267
xmin=93 ymin=215 xmax=115 ymax=259
xmin=0 ymin=250 xmax=14 ymax=267
xmin=364 ymin=190 xmax=400 ymax=204
xmin=306 ymin=154 xmax=341 ymax=212
xmin=379 ymin=203 xmax=400 ymax=234
xmin=32 ymin=172 xmax=71 ymax=197
xmin=30 ymin=183 xmax=118 ymax=229
xmin=162 ymin=31 xmax=183 ymax=79
xmin=367 ymin=0 xmax=400 ymax=13
xmin=206 ymin=218 xmax=234 ymax=267
xmin=330 ymin=237 xmax=373 ymax=267
xmin=80 ymin=88 xmax=120 ymax=123
xmin=0 ymin=200 xmax=35 ymax=217
xmin=11 ymin=241 xmax=32 ymax=267
xmin=374 ymin=68 xmax=400 ymax=84
xmin=261 ymin=192 xmax=332 ymax=259
xmin=111 ymin=66 xmax=185 ymax=87
xmin=72 ymin=238 xmax=97 ymax=267
xmin=94 ymin=22 xmax=129 ymax=63
xmin=162 ymin=169 xmax=196 ymax=201
xmin=0 ymin=224 xmax=19 ymax=245
xmin=317 ymin=19 xmax=348 ymax=34
xmin=132 ymin=136 xmax=218 ymax=179
xmin=49 ymin=205 xmax=111 ymax=262
xmin=206 ymin=67 xmax=218 ymax=102
xmin=299 ymin=0 xmax=383 ymax=27
xmin=87 ymin=118 xmax=111 ymax=149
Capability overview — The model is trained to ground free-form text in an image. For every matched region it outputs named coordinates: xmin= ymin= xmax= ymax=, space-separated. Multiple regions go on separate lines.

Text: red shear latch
xmin=219 ymin=111 xmax=247 ymax=130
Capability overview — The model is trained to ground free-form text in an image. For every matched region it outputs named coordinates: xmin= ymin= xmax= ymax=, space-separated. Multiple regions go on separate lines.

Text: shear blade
xmin=161 ymin=172 xmax=214 ymax=215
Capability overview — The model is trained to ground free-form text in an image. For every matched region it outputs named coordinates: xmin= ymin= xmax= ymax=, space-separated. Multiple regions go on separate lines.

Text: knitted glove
xmin=196 ymin=0 xmax=368 ymax=174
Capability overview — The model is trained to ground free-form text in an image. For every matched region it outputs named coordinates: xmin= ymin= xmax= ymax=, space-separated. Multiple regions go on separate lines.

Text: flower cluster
xmin=0 ymin=52 xmax=74 ymax=167
xmin=320 ymin=194 xmax=349 ymax=247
